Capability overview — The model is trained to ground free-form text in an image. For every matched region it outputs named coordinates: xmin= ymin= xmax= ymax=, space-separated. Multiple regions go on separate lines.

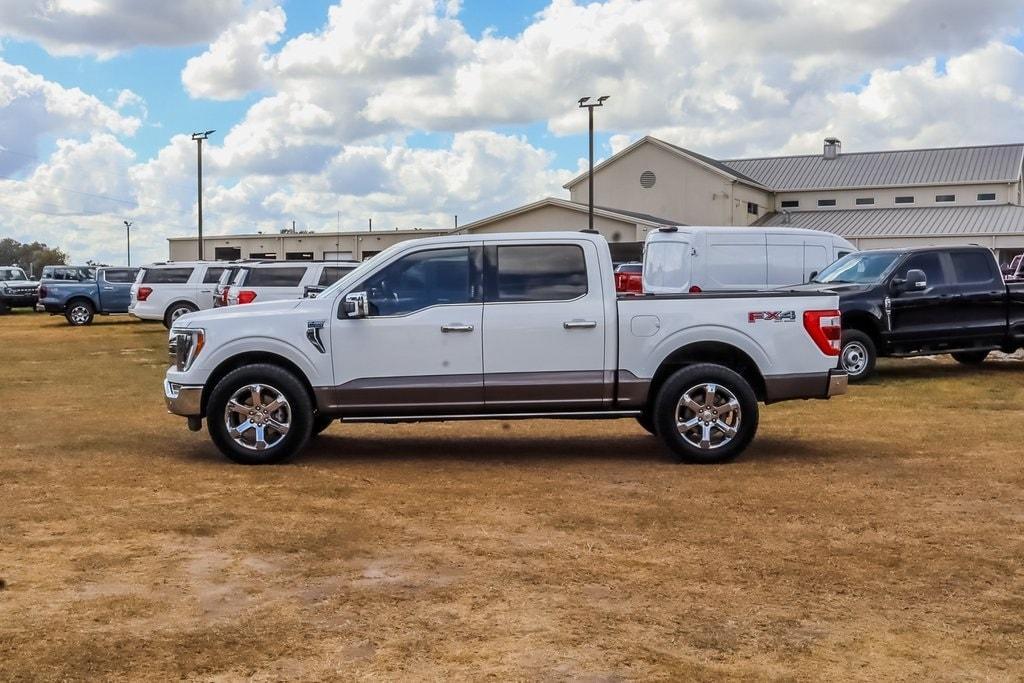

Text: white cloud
xmin=182 ymin=6 xmax=286 ymax=100
xmin=0 ymin=0 xmax=249 ymax=58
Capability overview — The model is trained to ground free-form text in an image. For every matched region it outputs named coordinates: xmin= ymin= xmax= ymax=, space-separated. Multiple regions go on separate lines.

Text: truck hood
xmin=1 ymin=279 xmax=39 ymax=288
xmin=175 ymin=299 xmax=304 ymax=328
xmin=778 ymin=282 xmax=876 ymax=296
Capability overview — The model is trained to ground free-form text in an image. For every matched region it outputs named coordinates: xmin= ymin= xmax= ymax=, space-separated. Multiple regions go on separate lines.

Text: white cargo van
xmin=643 ymin=226 xmax=856 ymax=294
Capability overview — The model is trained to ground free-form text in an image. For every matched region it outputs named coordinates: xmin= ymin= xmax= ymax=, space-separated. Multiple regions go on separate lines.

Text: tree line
xmin=0 ymin=238 xmax=67 ymax=276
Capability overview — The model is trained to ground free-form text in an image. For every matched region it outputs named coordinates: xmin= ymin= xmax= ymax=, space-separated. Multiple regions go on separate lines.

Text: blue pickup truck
xmin=37 ymin=267 xmax=140 ymax=326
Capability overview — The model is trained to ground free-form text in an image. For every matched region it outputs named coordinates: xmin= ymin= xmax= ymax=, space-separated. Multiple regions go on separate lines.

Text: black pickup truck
xmin=794 ymin=245 xmax=1024 ymax=381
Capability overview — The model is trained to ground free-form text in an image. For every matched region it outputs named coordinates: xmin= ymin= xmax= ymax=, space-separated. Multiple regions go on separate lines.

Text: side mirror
xmin=342 ymin=291 xmax=369 ymax=318
xmin=303 ymin=285 xmax=324 ymax=299
xmin=904 ymin=269 xmax=927 ymax=291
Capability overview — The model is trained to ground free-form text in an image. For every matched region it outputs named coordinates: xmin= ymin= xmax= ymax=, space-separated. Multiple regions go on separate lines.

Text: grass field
xmin=1 ymin=310 xmax=1022 ymax=680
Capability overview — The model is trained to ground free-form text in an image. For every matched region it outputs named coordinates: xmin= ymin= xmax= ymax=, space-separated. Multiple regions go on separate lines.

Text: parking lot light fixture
xmin=191 ymin=130 xmax=216 ymax=260
xmin=578 ymin=96 xmax=610 ymax=231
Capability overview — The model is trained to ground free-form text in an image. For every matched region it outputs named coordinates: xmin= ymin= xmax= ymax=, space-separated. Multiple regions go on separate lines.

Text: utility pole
xmin=123 ymin=220 xmax=132 ymax=266
xmin=191 ymin=130 xmax=215 ymax=259
xmin=454 ymin=214 xmax=458 ymax=231
xmin=368 ymin=218 xmax=372 ymax=232
xmin=577 ymin=96 xmax=609 ymax=231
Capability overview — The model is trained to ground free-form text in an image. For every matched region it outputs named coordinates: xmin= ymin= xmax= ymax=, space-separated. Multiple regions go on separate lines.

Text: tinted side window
xmin=319 ymin=266 xmax=356 ymax=287
xmin=951 ymin=252 xmax=995 ymax=284
xmin=203 ymin=267 xmax=226 ymax=284
xmin=358 ymin=248 xmax=471 ymax=316
xmin=494 ymin=245 xmax=587 ymax=302
xmin=142 ymin=268 xmax=194 ymax=284
xmin=245 ymin=267 xmax=307 ymax=287
xmin=899 ymin=253 xmax=946 ymax=286
xmin=104 ymin=269 xmax=137 ymax=283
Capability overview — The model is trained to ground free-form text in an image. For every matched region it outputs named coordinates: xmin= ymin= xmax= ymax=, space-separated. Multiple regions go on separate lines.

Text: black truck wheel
xmin=635 ymin=412 xmax=657 ymax=436
xmin=840 ymin=330 xmax=877 ymax=383
xmin=951 ymin=350 xmax=989 ymax=365
xmin=207 ymin=363 xmax=314 ymax=465
xmin=65 ymin=300 xmax=95 ymax=326
xmin=312 ymin=414 xmax=334 ymax=436
xmin=652 ymin=364 xmax=759 ymax=464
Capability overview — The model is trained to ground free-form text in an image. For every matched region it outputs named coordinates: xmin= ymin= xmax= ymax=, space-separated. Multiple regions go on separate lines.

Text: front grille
xmin=8 ymin=287 xmax=37 ymax=296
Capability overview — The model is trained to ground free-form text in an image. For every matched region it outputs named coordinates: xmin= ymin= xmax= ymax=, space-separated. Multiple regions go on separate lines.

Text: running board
xmin=889 ymin=345 xmax=1000 ymax=358
xmin=339 ymin=410 xmax=642 ymax=424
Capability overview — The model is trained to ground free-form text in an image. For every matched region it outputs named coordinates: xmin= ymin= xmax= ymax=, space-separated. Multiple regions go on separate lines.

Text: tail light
xmin=137 ymin=286 xmax=152 ymax=302
xmin=38 ymin=285 xmax=47 ymax=298
xmin=219 ymin=288 xmax=229 ymax=305
xmin=803 ymin=309 xmax=842 ymax=356
xmin=237 ymin=290 xmax=257 ymax=304
xmin=688 ymin=285 xmax=702 ymax=293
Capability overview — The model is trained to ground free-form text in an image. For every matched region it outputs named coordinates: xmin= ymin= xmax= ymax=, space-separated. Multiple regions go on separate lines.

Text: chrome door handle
xmin=441 ymin=323 xmax=474 ymax=333
xmin=102 ymin=287 xmax=114 ymax=291
xmin=563 ymin=320 xmax=598 ymax=329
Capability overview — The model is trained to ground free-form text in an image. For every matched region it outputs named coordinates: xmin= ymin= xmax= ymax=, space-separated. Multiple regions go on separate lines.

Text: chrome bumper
xmin=164 ymin=379 xmax=203 ymax=417
xmin=827 ymin=369 xmax=848 ymax=397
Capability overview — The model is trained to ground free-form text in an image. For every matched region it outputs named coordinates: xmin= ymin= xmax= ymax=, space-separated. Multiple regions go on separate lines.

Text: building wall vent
xmin=640 ymin=170 xmax=656 ymax=188
xmin=823 ymin=137 xmax=841 ymax=160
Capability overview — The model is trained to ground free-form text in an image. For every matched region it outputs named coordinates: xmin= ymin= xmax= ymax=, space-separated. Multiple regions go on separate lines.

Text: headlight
xmin=168 ymin=328 xmax=205 ymax=372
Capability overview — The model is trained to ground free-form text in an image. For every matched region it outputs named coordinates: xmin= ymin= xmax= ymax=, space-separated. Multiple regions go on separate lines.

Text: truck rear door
xmin=482 ymin=241 xmax=607 ymax=409
xmin=99 ymin=269 xmax=136 ymax=312
xmin=946 ymin=250 xmax=1007 ymax=346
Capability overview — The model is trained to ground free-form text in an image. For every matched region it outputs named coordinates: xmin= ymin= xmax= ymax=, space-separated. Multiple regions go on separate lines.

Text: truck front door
xmin=481 ymin=242 xmax=608 ymax=409
xmin=887 ymin=252 xmax=955 ymax=349
xmin=327 ymin=245 xmax=484 ymax=415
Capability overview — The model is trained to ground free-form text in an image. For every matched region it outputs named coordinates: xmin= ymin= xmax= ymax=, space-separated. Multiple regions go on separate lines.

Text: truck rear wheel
xmin=840 ymin=330 xmax=876 ymax=383
xmin=635 ymin=412 xmax=657 ymax=436
xmin=65 ymin=300 xmax=94 ymax=326
xmin=207 ymin=364 xmax=314 ymax=465
xmin=951 ymin=350 xmax=989 ymax=365
xmin=652 ymin=364 xmax=759 ymax=464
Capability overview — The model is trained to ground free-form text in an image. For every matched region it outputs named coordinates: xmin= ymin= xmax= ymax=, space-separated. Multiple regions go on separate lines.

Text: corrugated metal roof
xmin=723 ymin=144 xmax=1024 ymax=191
xmin=755 ymin=204 xmax=1024 ymax=238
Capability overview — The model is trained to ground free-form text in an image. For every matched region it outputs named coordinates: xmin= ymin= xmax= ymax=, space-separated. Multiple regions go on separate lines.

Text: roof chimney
xmin=823 ymin=137 xmax=841 ymax=160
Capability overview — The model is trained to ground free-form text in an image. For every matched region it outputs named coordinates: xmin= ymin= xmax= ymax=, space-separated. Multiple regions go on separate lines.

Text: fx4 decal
xmin=748 ymin=310 xmax=796 ymax=323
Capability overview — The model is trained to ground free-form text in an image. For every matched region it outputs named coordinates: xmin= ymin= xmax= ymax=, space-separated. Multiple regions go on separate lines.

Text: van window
xmin=142 ymin=268 xmax=194 ymax=284
xmin=244 ymin=267 xmax=307 ymax=287
xmin=493 ymin=245 xmax=587 ymax=302
xmin=644 ymin=242 xmax=690 ymax=290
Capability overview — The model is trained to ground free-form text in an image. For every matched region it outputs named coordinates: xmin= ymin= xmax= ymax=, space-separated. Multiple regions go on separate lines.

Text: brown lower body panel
xmin=315 ymin=370 xmax=622 ymax=417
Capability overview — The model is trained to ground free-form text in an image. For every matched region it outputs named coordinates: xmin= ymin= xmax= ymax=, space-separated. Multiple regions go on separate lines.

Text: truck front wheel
xmin=207 ymin=364 xmax=314 ymax=465
xmin=65 ymin=300 xmax=94 ymax=326
xmin=840 ymin=330 xmax=876 ymax=383
xmin=652 ymin=364 xmax=759 ymax=464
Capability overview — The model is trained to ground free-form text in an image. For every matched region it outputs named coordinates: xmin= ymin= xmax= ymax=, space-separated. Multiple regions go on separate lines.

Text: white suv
xmin=226 ymin=261 xmax=359 ymax=306
xmin=130 ymin=261 xmax=230 ymax=327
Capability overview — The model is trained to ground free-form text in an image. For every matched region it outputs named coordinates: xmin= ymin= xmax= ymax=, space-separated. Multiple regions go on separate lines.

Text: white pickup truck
xmin=164 ymin=232 xmax=847 ymax=465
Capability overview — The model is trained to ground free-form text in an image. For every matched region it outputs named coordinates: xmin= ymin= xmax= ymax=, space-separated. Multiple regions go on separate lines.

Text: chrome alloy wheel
xmin=170 ymin=306 xmax=192 ymax=323
xmin=224 ymin=383 xmax=291 ymax=451
xmin=676 ymin=383 xmax=741 ymax=450
xmin=841 ymin=341 xmax=868 ymax=376
xmin=69 ymin=305 xmax=90 ymax=324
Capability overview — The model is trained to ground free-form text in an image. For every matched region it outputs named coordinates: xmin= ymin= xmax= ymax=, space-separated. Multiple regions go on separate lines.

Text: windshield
xmin=813 ymin=251 xmax=900 ymax=284
xmin=0 ymin=268 xmax=28 ymax=281
xmin=315 ymin=247 xmax=399 ymax=299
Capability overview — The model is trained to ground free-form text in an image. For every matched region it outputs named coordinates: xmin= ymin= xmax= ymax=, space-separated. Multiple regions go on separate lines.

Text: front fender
xmin=169 ymin=334 xmax=324 ymax=387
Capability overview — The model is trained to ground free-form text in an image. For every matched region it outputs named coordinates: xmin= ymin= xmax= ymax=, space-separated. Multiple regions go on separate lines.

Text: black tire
xmin=65 ymin=299 xmax=95 ymax=326
xmin=206 ymin=363 xmax=314 ymax=465
xmin=312 ymin=414 xmax=334 ymax=436
xmin=840 ymin=330 xmax=877 ymax=383
xmin=635 ymin=412 xmax=657 ymax=436
xmin=0 ymin=302 xmax=10 ymax=315
xmin=163 ymin=301 xmax=198 ymax=329
xmin=951 ymin=350 xmax=989 ymax=365
xmin=652 ymin=364 xmax=759 ymax=464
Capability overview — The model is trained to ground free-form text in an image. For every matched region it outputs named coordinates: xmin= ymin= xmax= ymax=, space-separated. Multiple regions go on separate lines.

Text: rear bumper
xmin=165 ymin=380 xmax=203 ymax=417
xmin=39 ymin=302 xmax=64 ymax=314
xmin=764 ymin=368 xmax=847 ymax=403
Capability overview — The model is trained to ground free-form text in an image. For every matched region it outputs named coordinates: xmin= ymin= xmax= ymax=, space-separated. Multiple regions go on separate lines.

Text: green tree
xmin=0 ymin=238 xmax=68 ymax=277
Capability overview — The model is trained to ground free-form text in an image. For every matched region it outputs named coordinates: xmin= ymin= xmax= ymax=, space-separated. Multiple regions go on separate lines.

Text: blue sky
xmin=0 ymin=0 xmax=1021 ymax=264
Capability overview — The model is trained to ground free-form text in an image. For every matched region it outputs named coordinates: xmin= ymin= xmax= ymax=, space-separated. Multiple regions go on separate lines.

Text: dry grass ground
xmin=0 ymin=311 xmax=1022 ymax=681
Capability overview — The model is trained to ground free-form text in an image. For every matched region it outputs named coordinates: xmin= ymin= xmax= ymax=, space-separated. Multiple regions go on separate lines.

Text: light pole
xmin=123 ymin=220 xmax=132 ymax=266
xmin=578 ymin=96 xmax=609 ymax=231
xmin=191 ymin=130 xmax=215 ymax=260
